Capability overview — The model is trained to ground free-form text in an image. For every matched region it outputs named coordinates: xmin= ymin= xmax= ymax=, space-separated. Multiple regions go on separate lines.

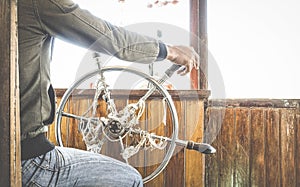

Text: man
xmin=18 ymin=0 xmax=199 ymax=186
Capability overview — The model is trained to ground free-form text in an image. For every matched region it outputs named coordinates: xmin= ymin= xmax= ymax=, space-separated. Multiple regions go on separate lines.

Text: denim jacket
xmin=18 ymin=0 xmax=166 ymax=141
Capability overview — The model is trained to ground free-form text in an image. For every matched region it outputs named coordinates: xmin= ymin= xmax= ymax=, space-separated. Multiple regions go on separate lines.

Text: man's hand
xmin=166 ymin=45 xmax=200 ymax=75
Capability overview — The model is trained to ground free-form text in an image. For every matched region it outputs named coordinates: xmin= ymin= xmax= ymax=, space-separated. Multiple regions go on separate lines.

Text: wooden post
xmin=190 ymin=0 xmax=208 ymax=90
xmin=0 ymin=0 xmax=21 ymax=186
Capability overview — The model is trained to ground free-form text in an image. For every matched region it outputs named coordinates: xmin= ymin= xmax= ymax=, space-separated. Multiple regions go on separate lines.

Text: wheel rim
xmin=55 ymin=66 xmax=179 ymax=183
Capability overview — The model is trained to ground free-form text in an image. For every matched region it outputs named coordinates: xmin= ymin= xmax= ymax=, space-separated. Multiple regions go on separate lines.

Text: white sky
xmin=51 ymin=0 xmax=300 ymax=99
xmin=207 ymin=0 xmax=300 ymax=99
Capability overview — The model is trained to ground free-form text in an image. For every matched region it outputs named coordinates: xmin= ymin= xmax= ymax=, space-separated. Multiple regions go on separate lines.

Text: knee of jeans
xmin=128 ymin=167 xmax=143 ymax=186
xmin=130 ymin=173 xmax=143 ymax=187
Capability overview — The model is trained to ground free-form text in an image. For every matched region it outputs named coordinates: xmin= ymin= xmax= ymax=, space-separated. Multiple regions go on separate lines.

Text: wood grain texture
xmin=296 ymin=112 xmax=300 ymax=187
xmin=185 ymin=100 xmax=204 ymax=187
xmin=49 ymin=90 xmax=207 ymax=186
xmin=0 ymin=0 xmax=21 ymax=186
xmin=280 ymin=109 xmax=296 ymax=187
xmin=249 ymin=109 xmax=266 ymax=187
xmin=219 ymin=108 xmax=235 ymax=187
xmin=234 ymin=108 xmax=250 ymax=186
xmin=204 ymin=100 xmax=300 ymax=187
xmin=265 ymin=109 xmax=280 ymax=187
xmin=204 ymin=107 xmax=223 ymax=187
xmin=165 ymin=99 xmax=185 ymax=187
xmin=144 ymin=98 xmax=165 ymax=187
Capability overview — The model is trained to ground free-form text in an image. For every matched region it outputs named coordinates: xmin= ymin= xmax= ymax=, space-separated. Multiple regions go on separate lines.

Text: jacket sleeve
xmin=37 ymin=0 xmax=163 ymax=63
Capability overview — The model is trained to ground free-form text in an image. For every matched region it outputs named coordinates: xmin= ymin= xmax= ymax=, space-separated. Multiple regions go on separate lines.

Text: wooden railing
xmin=48 ymin=89 xmax=300 ymax=186
xmin=205 ymin=99 xmax=300 ymax=187
xmin=48 ymin=89 xmax=210 ymax=187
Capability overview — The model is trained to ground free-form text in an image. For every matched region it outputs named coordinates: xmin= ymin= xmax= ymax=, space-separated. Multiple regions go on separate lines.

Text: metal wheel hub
xmin=107 ymin=119 xmax=125 ymax=138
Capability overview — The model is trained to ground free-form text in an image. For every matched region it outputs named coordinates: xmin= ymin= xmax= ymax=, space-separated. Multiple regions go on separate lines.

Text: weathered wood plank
xmin=0 ymin=0 xmax=21 ymax=186
xmin=165 ymin=99 xmax=185 ymax=187
xmin=280 ymin=108 xmax=296 ymax=186
xmin=204 ymin=107 xmax=224 ymax=187
xmin=218 ymin=108 xmax=235 ymax=187
xmin=249 ymin=109 xmax=265 ymax=187
xmin=67 ymin=98 xmax=82 ymax=149
xmin=185 ymin=100 xmax=204 ymax=187
xmin=54 ymin=89 xmax=210 ymax=100
xmin=296 ymin=112 xmax=300 ymax=187
xmin=265 ymin=109 xmax=280 ymax=187
xmin=234 ymin=108 xmax=250 ymax=186
xmin=74 ymin=99 xmax=89 ymax=149
xmin=209 ymin=99 xmax=300 ymax=109
xmin=144 ymin=98 xmax=165 ymax=187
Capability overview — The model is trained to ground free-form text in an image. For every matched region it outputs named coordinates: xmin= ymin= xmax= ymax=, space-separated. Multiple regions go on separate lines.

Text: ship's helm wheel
xmin=55 ymin=65 xmax=179 ymax=183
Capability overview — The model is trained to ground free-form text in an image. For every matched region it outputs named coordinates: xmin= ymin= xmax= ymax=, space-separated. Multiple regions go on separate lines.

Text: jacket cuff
xmin=156 ymin=42 xmax=168 ymax=61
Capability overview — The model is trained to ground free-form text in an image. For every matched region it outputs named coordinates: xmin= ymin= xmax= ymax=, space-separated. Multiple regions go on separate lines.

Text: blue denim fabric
xmin=21 ymin=147 xmax=143 ymax=187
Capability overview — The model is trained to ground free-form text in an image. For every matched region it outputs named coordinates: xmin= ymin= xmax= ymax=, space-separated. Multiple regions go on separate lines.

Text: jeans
xmin=21 ymin=147 xmax=143 ymax=187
